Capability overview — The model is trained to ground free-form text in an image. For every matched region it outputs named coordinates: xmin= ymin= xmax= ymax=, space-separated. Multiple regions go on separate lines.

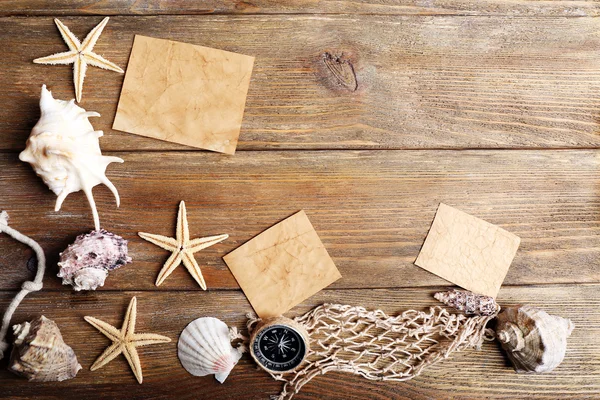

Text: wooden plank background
xmin=0 ymin=0 xmax=598 ymax=16
xmin=3 ymin=16 xmax=600 ymax=151
xmin=2 ymin=150 xmax=599 ymax=291
xmin=0 ymin=1 xmax=598 ymax=399
xmin=0 ymin=286 xmax=598 ymax=399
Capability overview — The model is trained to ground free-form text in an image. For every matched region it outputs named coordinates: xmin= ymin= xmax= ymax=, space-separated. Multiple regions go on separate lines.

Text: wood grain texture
xmin=0 ymin=0 xmax=598 ymax=16
xmin=1 ymin=150 xmax=598 ymax=291
xmin=0 ymin=285 xmax=596 ymax=399
xmin=2 ymin=15 xmax=600 ymax=152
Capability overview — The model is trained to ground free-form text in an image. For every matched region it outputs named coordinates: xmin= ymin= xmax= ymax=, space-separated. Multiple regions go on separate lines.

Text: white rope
xmin=0 ymin=211 xmax=46 ymax=359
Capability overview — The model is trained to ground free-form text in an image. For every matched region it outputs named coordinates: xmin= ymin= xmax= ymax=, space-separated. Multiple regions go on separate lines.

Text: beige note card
xmin=223 ymin=211 xmax=342 ymax=318
xmin=113 ymin=35 xmax=254 ymax=154
xmin=415 ymin=203 xmax=520 ymax=298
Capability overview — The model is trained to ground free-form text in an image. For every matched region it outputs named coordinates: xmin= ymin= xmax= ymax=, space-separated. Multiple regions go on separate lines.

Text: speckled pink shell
xmin=57 ymin=229 xmax=131 ymax=291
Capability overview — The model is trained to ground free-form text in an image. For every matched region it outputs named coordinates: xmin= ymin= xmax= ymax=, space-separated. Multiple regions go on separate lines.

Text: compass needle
xmin=250 ymin=320 xmax=309 ymax=374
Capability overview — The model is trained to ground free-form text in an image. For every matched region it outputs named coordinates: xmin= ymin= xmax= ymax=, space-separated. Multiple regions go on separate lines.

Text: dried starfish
xmin=84 ymin=296 xmax=171 ymax=384
xmin=33 ymin=17 xmax=124 ymax=102
xmin=138 ymin=201 xmax=228 ymax=289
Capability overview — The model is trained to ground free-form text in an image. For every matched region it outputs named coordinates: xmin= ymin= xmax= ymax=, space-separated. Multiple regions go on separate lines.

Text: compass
xmin=250 ymin=317 xmax=309 ymax=373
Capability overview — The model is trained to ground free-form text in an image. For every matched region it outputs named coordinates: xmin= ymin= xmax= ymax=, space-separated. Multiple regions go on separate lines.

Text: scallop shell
xmin=19 ymin=85 xmax=123 ymax=231
xmin=57 ymin=229 xmax=132 ymax=291
xmin=178 ymin=317 xmax=245 ymax=383
xmin=496 ymin=305 xmax=574 ymax=373
xmin=9 ymin=316 xmax=81 ymax=381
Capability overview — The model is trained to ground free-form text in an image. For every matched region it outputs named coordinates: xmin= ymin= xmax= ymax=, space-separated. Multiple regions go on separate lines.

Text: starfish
xmin=84 ymin=296 xmax=171 ymax=384
xmin=138 ymin=201 xmax=228 ymax=289
xmin=33 ymin=17 xmax=124 ymax=103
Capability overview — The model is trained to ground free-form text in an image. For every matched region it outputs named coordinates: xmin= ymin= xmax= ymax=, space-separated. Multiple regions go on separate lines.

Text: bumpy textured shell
xmin=9 ymin=316 xmax=81 ymax=382
xmin=58 ymin=229 xmax=132 ymax=291
xmin=18 ymin=85 xmax=123 ymax=231
xmin=496 ymin=305 xmax=574 ymax=373
xmin=178 ymin=317 xmax=244 ymax=383
xmin=434 ymin=289 xmax=500 ymax=316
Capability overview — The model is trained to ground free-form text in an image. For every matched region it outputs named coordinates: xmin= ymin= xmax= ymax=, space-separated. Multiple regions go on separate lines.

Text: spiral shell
xmin=496 ymin=305 xmax=574 ymax=373
xmin=9 ymin=316 xmax=81 ymax=381
xmin=178 ymin=317 xmax=245 ymax=383
xmin=58 ymin=229 xmax=132 ymax=291
xmin=19 ymin=85 xmax=123 ymax=231
xmin=434 ymin=289 xmax=500 ymax=316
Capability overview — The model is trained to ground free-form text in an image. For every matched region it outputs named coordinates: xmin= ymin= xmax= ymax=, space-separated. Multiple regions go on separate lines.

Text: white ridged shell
xmin=18 ymin=85 xmax=123 ymax=231
xmin=178 ymin=317 xmax=244 ymax=383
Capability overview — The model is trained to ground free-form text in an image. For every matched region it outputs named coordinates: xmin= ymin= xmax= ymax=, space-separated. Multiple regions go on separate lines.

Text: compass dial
xmin=252 ymin=324 xmax=307 ymax=372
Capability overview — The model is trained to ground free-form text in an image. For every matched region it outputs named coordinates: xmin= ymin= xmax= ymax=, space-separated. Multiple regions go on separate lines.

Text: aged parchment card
xmin=415 ymin=203 xmax=520 ymax=298
xmin=113 ymin=35 xmax=254 ymax=154
xmin=223 ymin=211 xmax=342 ymax=318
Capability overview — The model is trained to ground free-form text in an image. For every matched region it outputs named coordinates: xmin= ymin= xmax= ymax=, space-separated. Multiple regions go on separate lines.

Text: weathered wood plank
xmin=0 ymin=0 xmax=598 ymax=16
xmin=1 ymin=150 xmax=598 ymax=291
xmin=0 ymin=285 xmax=596 ymax=399
xmin=2 ymin=16 xmax=600 ymax=151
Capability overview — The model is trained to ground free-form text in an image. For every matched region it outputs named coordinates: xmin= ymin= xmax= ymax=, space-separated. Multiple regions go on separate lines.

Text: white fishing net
xmin=249 ymin=302 xmax=497 ymax=400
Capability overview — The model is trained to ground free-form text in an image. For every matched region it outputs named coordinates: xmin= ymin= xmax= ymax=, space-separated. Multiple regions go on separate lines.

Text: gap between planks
xmin=0 ymin=283 xmax=597 ymax=293
xmin=2 ymin=0 xmax=600 ymax=18
xmin=4 ymin=147 xmax=600 ymax=154
xmin=2 ymin=13 xmax=599 ymax=17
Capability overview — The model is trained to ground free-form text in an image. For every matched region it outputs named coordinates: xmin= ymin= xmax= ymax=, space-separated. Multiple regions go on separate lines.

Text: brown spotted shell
xmin=9 ymin=316 xmax=81 ymax=381
xmin=496 ymin=305 xmax=574 ymax=373
xmin=434 ymin=289 xmax=500 ymax=316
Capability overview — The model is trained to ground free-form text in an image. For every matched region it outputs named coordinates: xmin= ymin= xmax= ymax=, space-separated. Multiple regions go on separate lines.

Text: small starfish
xmin=138 ymin=201 xmax=228 ymax=289
xmin=84 ymin=296 xmax=171 ymax=384
xmin=33 ymin=17 xmax=124 ymax=102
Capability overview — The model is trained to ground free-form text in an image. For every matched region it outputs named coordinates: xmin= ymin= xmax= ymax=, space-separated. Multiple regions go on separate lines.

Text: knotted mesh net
xmin=250 ymin=302 xmax=497 ymax=400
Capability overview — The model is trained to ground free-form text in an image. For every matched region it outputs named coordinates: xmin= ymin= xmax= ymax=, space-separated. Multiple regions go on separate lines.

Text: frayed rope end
xmin=0 ymin=211 xmax=8 ymax=230
xmin=0 ymin=341 xmax=9 ymax=361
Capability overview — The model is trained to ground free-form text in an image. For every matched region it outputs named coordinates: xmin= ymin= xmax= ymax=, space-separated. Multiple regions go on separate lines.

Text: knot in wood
xmin=322 ymin=53 xmax=358 ymax=91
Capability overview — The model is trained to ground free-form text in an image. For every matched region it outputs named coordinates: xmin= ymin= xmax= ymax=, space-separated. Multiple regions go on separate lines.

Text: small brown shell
xmin=496 ymin=305 xmax=574 ymax=373
xmin=9 ymin=316 xmax=81 ymax=381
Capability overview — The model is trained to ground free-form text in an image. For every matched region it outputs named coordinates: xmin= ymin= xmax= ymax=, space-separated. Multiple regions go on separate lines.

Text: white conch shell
xmin=496 ymin=305 xmax=574 ymax=373
xmin=9 ymin=316 xmax=81 ymax=381
xmin=19 ymin=85 xmax=123 ymax=230
xmin=178 ymin=317 xmax=245 ymax=383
